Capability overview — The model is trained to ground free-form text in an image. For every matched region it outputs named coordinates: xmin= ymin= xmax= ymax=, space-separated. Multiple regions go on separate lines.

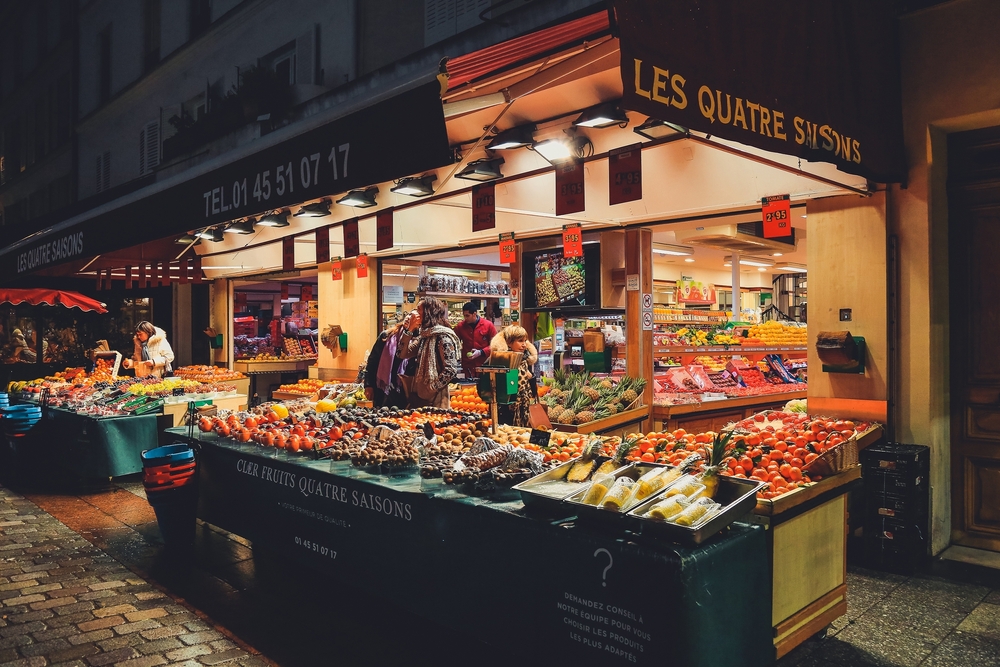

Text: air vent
xmin=674 ymin=224 xmax=796 ymax=253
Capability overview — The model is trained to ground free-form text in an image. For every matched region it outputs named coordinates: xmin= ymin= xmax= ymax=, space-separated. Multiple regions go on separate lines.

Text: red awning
xmin=0 ymin=289 xmax=108 ymax=314
xmin=446 ymin=11 xmax=610 ymax=89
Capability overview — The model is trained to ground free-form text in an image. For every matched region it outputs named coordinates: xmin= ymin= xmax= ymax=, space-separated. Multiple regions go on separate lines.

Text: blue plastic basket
xmin=141 ymin=444 xmax=195 ymax=468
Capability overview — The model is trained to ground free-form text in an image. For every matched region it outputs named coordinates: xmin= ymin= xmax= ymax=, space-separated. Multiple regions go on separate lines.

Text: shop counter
xmin=232 ymin=360 xmax=314 ymax=401
xmin=171 ymin=429 xmax=773 ymax=667
xmin=652 ymin=390 xmax=807 ymax=433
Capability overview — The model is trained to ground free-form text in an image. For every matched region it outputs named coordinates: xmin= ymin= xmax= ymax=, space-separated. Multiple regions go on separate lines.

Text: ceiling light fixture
xmin=294 ymin=199 xmax=332 ymax=217
xmin=723 ymin=255 xmax=775 ymax=268
xmin=532 ymin=134 xmax=592 ymax=165
xmin=572 ymin=102 xmax=629 ymax=129
xmin=225 ymin=217 xmax=257 ymax=234
xmin=633 ymin=117 xmax=687 ymax=141
xmin=391 ymin=174 xmax=437 ymax=197
xmin=774 ymin=262 xmax=808 ymax=273
xmin=336 ymin=187 xmax=379 ymax=208
xmin=652 ymin=243 xmax=694 ymax=256
xmin=196 ymin=227 xmax=225 ymax=242
xmin=758 ymin=267 xmax=767 ymax=272
xmin=427 ymin=267 xmax=482 ymax=277
xmin=455 ymin=157 xmax=505 ymax=182
xmin=258 ymin=211 xmax=290 ymax=227
xmin=486 ymin=124 xmax=536 ymax=150
xmin=772 ymin=253 xmax=783 ymax=257
xmin=684 ymin=258 xmax=695 ymax=263
xmin=175 ymin=233 xmax=200 ymax=245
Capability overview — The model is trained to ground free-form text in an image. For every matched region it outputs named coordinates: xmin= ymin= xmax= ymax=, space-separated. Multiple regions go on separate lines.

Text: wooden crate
xmin=162 ymin=394 xmax=248 ymax=427
xmin=548 ymin=405 xmax=649 ymax=435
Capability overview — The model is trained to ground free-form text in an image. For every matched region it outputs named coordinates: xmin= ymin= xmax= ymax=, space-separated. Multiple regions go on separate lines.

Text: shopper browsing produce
xmin=121 ymin=321 xmax=174 ymax=378
xmin=363 ymin=323 xmax=410 ymax=408
xmin=490 ymin=325 xmax=538 ymax=427
xmin=455 ymin=302 xmax=497 ymax=378
xmin=399 ymin=298 xmax=461 ymax=409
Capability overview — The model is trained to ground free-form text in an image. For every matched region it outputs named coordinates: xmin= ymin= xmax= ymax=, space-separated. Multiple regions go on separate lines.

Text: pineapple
xmin=596 ymin=437 xmax=639 ymax=476
xmin=547 ymin=406 xmax=565 ymax=423
xmin=566 ymin=439 xmax=603 ymax=482
xmin=698 ymin=431 xmax=733 ymax=499
xmin=581 ymin=385 xmax=601 ymax=403
xmin=599 ymin=378 xmax=614 ymax=391
xmin=606 ymin=401 xmax=621 ymax=415
xmin=575 ymin=410 xmax=595 ymax=425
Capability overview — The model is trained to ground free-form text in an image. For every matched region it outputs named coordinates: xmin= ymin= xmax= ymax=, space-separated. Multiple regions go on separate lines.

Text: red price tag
xmin=282 ymin=236 xmax=295 ymax=271
xmin=499 ymin=233 xmax=516 ymax=264
xmin=343 ymin=218 xmax=360 ymax=257
xmin=315 ymin=226 xmax=331 ymax=264
xmin=376 ymin=209 xmax=394 ymax=252
xmin=562 ymin=225 xmax=583 ymax=258
xmin=555 ymin=160 xmax=585 ymax=216
xmin=762 ymin=194 xmax=792 ymax=238
xmin=331 ymin=260 xmax=343 ymax=281
xmin=301 ymin=285 xmax=312 ymax=302
xmin=609 ymin=143 xmax=642 ymax=205
xmin=356 ymin=254 xmax=369 ymax=278
xmin=472 ymin=183 xmax=496 ymax=232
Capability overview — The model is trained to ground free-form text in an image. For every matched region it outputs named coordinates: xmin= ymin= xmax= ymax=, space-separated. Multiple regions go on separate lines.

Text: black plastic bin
xmin=860 ymin=443 xmax=929 ymax=574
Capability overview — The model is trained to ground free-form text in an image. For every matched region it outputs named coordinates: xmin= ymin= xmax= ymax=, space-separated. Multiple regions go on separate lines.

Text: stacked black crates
xmin=860 ymin=443 xmax=930 ymax=573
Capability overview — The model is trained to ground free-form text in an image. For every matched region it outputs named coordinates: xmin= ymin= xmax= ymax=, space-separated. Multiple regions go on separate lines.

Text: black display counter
xmin=169 ymin=429 xmax=773 ymax=666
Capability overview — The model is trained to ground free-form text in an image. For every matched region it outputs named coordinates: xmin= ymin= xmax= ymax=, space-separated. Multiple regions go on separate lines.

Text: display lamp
xmin=486 ymin=124 xmax=536 ymax=150
xmin=532 ymin=135 xmax=591 ymax=165
xmin=196 ymin=227 xmax=225 ymax=242
xmin=294 ymin=199 xmax=332 ymax=217
xmin=572 ymin=102 xmax=629 ymax=129
xmin=391 ymin=175 xmax=437 ymax=197
xmin=774 ymin=262 xmax=808 ymax=273
xmin=258 ymin=211 xmax=291 ymax=227
xmin=225 ymin=217 xmax=257 ymax=234
xmin=175 ymin=233 xmax=200 ymax=245
xmin=455 ymin=157 xmax=505 ymax=182
xmin=633 ymin=117 xmax=687 ymax=141
xmin=336 ymin=187 xmax=379 ymax=208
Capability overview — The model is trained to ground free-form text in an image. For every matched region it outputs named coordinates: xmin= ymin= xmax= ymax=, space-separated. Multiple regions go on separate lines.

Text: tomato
xmin=672 ymin=429 xmax=687 ymax=439
xmin=287 ymin=435 xmax=301 ymax=453
xmin=641 ymin=452 xmax=655 ymax=462
xmin=291 ymin=425 xmax=305 ymax=437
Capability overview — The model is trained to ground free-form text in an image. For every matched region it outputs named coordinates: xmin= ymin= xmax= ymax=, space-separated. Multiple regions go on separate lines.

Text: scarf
xmin=414 ymin=325 xmax=459 ymax=399
xmin=376 ymin=331 xmax=399 ymax=391
xmin=140 ymin=340 xmax=151 ymax=362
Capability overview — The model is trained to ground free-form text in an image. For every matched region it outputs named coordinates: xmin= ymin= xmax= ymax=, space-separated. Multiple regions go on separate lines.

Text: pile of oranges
xmin=449 ymin=385 xmax=488 ymax=413
xmin=277 ymin=378 xmax=326 ymax=395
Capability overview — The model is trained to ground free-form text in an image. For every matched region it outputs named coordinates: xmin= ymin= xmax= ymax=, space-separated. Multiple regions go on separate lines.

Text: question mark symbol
xmin=594 ymin=548 xmax=613 ymax=587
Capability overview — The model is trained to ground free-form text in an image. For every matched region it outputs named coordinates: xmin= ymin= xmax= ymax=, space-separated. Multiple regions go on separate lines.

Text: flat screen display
xmin=522 ymin=244 xmax=601 ymax=312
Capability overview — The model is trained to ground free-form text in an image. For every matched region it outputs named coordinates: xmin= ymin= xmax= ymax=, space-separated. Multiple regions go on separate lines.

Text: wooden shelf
xmin=651 ymin=390 xmax=808 ymax=419
xmin=654 ymin=345 xmax=808 ymax=356
xmin=417 ymin=291 xmax=508 ymax=300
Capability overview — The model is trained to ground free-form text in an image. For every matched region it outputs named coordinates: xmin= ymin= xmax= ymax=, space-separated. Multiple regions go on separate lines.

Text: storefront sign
xmin=376 ymin=208 xmax=394 ymax=252
xmin=15 ymin=230 xmax=84 ymax=275
xmin=383 ymin=285 xmax=404 ymax=304
xmin=499 ymin=232 xmax=516 ymax=264
xmin=331 ymin=259 xmax=343 ymax=281
xmin=472 ymin=183 xmax=496 ymax=232
xmin=609 ymin=144 xmax=642 ymax=205
xmin=343 ymin=219 xmax=359 ymax=258
xmin=613 ymin=0 xmax=905 ymax=183
xmin=315 ymin=226 xmax=331 ymax=264
xmin=282 ymin=236 xmax=295 ymax=271
xmin=555 ymin=160 xmax=585 ymax=216
xmin=356 ymin=254 xmax=369 ymax=278
xmin=677 ymin=279 xmax=716 ymax=304
xmin=562 ymin=224 xmax=583 ymax=258
xmin=761 ymin=194 xmax=792 ymax=238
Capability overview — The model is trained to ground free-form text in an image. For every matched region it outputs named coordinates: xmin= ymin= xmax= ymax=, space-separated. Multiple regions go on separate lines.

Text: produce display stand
xmin=161 ymin=395 xmax=248 ymax=427
xmin=652 ymin=390 xmax=807 ymax=434
xmin=175 ymin=428 xmax=774 ymax=667
xmin=232 ymin=359 xmax=314 ymax=402
xmin=550 ymin=405 xmax=649 ymax=436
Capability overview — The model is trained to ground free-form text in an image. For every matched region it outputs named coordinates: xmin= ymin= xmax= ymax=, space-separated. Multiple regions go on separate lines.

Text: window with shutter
xmin=138 ymin=120 xmax=160 ymax=175
xmin=295 ymin=26 xmax=317 ymax=86
xmin=96 ymin=151 xmax=111 ymax=193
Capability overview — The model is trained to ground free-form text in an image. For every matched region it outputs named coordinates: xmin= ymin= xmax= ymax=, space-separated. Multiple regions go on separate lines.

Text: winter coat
xmin=131 ymin=327 xmax=175 ymax=378
xmin=489 ymin=332 xmax=538 ymax=427
xmin=488 ymin=332 xmax=538 ymax=367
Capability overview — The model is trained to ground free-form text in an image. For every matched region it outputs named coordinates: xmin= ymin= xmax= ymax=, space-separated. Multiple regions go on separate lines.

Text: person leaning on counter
xmin=455 ymin=301 xmax=497 ymax=378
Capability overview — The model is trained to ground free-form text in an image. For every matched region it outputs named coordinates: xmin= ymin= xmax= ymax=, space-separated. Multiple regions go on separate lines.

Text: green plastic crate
xmin=476 ymin=366 xmax=519 ymax=405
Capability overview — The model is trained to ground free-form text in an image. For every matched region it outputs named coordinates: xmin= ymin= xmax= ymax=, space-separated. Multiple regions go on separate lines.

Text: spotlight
xmin=391 ymin=175 xmax=437 ymax=197
xmin=258 ymin=211 xmax=291 ymax=227
xmin=633 ymin=117 xmax=687 ymax=141
xmin=532 ymin=134 xmax=591 ymax=165
xmin=294 ymin=199 xmax=332 ymax=217
xmin=196 ymin=227 xmax=225 ymax=242
xmin=336 ymin=187 xmax=378 ymax=208
xmin=486 ymin=124 xmax=535 ymax=150
xmin=455 ymin=157 xmax=505 ymax=182
xmin=572 ymin=102 xmax=629 ymax=129
xmin=175 ymin=233 xmax=200 ymax=245
xmin=225 ymin=217 xmax=256 ymax=234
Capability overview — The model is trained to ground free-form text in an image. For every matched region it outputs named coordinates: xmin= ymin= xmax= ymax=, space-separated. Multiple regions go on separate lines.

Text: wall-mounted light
xmin=486 ymin=124 xmax=535 ymax=150
xmin=652 ymin=243 xmax=694 ymax=256
xmin=723 ymin=255 xmax=775 ymax=268
xmin=391 ymin=174 xmax=437 ymax=197
xmin=294 ymin=199 xmax=332 ymax=217
xmin=175 ymin=233 xmax=200 ymax=245
xmin=225 ymin=217 xmax=257 ymax=234
xmin=455 ymin=157 xmax=505 ymax=182
xmin=336 ymin=187 xmax=378 ymax=208
xmin=427 ymin=267 xmax=482 ymax=277
xmin=633 ymin=117 xmax=687 ymax=141
xmin=572 ymin=102 xmax=629 ymax=129
xmin=197 ymin=227 xmax=225 ymax=242
xmin=532 ymin=133 xmax=592 ymax=165
xmin=258 ymin=210 xmax=290 ymax=227
xmin=774 ymin=262 xmax=808 ymax=273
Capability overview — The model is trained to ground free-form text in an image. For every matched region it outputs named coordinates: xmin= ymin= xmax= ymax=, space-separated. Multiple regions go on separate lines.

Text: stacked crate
xmin=860 ymin=443 xmax=930 ymax=573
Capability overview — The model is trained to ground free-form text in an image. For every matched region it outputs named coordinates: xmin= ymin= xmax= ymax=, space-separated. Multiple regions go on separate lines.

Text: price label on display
xmin=315 ymin=226 xmax=331 ymax=264
xmin=499 ymin=232 xmax=516 ymax=264
xmin=609 ymin=143 xmax=642 ymax=205
xmin=282 ymin=236 xmax=295 ymax=271
xmin=343 ymin=218 xmax=360 ymax=257
xmin=562 ymin=224 xmax=583 ymax=258
xmin=555 ymin=160 xmax=585 ymax=216
xmin=376 ymin=208 xmax=393 ymax=252
xmin=356 ymin=254 xmax=369 ymax=278
xmin=331 ymin=259 xmax=343 ymax=281
xmin=762 ymin=194 xmax=792 ymax=238
xmin=301 ymin=285 xmax=312 ymax=302
xmin=472 ymin=183 xmax=496 ymax=232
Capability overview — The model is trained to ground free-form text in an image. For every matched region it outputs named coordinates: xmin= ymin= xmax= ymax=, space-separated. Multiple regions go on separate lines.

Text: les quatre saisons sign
xmin=4 ymin=80 xmax=451 ymax=281
xmin=612 ymin=0 xmax=906 ymax=184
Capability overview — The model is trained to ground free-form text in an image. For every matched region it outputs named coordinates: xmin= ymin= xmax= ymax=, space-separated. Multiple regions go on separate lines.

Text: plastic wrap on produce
xmin=501 ymin=447 xmax=544 ymax=473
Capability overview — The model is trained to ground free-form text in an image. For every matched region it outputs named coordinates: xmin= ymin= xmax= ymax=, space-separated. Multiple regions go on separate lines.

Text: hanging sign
xmin=331 ymin=259 xmax=343 ymax=281
xmin=343 ymin=218 xmax=360 ymax=258
xmin=609 ymin=143 xmax=642 ymax=205
xmin=383 ymin=285 xmax=404 ymax=304
xmin=281 ymin=283 xmax=289 ymax=300
xmin=677 ymin=279 xmax=716 ymax=304
xmin=762 ymin=195 xmax=792 ymax=238
xmin=356 ymin=254 xmax=369 ymax=278
xmin=282 ymin=236 xmax=295 ymax=271
xmin=315 ymin=226 xmax=331 ymax=264
xmin=301 ymin=285 xmax=312 ymax=302
xmin=562 ymin=224 xmax=583 ymax=258
xmin=499 ymin=232 xmax=516 ymax=264
xmin=555 ymin=160 xmax=585 ymax=216
xmin=376 ymin=208 xmax=394 ymax=252
xmin=471 ymin=183 xmax=496 ymax=232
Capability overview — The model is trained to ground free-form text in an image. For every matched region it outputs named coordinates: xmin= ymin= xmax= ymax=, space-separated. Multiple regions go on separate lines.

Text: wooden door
xmin=949 ymin=126 xmax=1000 ymax=551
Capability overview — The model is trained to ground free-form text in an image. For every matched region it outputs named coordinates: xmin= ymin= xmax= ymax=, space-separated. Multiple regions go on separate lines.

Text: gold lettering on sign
xmin=670 ymin=74 xmax=688 ymax=109
xmin=773 ymin=110 xmax=786 ymax=141
xmin=698 ymin=86 xmax=715 ymax=123
xmin=733 ymin=98 xmax=747 ymax=130
xmin=634 ymin=59 xmax=651 ymax=99
xmin=652 ymin=66 xmax=672 ymax=105
xmin=746 ymin=101 xmax=759 ymax=133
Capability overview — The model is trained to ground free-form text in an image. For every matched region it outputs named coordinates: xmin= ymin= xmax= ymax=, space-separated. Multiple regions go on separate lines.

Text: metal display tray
xmin=626 ymin=475 xmax=765 ymax=545
xmin=513 ymin=456 xmax=622 ymax=514
xmin=563 ymin=462 xmax=675 ymax=524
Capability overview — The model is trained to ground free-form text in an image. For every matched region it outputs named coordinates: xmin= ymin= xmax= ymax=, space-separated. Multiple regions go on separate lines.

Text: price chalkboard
xmin=529 ymin=429 xmax=551 ymax=447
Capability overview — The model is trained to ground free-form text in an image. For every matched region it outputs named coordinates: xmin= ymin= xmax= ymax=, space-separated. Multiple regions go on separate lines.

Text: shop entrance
xmin=948 ymin=124 xmax=1000 ymax=552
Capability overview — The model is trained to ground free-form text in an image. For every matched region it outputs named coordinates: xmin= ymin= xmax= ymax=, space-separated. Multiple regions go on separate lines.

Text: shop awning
xmin=611 ymin=0 xmax=906 ymax=183
xmin=0 ymin=77 xmax=452 ymax=284
xmin=0 ymin=289 xmax=108 ymax=313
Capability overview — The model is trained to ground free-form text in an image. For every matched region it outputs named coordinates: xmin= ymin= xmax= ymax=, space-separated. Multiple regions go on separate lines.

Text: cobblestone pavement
xmin=0 ymin=486 xmax=269 ymax=667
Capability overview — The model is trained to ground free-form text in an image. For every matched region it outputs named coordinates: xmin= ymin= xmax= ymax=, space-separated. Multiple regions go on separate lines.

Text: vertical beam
xmin=625 ymin=228 xmax=653 ymax=430
xmin=732 ymin=251 xmax=741 ymax=320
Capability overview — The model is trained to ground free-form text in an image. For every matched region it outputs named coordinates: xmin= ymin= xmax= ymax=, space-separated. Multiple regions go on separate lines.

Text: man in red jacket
xmin=455 ymin=302 xmax=496 ymax=378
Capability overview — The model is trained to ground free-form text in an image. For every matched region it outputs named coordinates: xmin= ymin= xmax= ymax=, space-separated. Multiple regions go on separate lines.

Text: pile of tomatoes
xmin=198 ymin=410 xmax=356 ymax=453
